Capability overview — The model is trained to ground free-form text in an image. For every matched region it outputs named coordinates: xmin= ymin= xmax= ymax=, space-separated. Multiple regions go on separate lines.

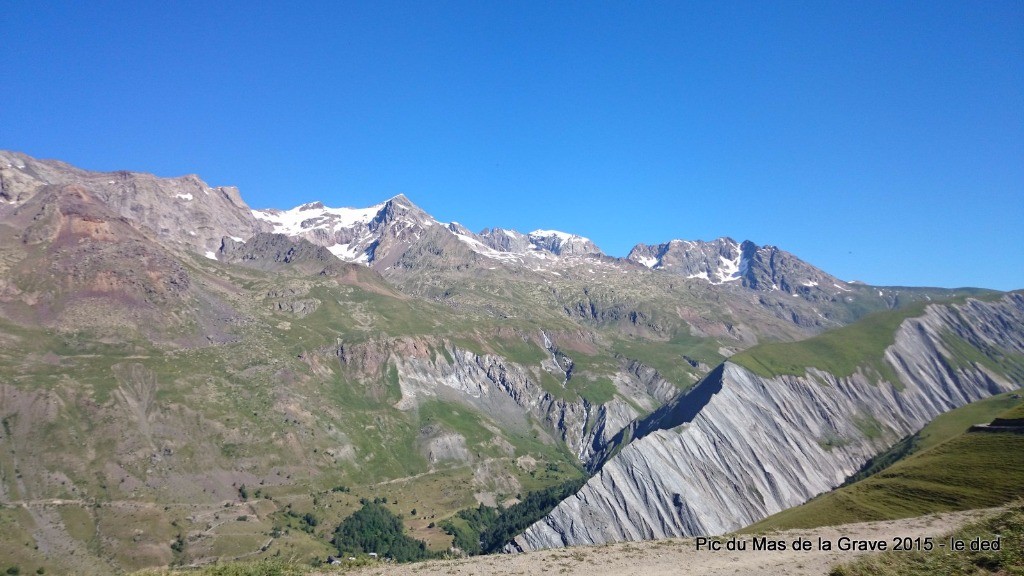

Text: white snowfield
xmin=529 ymin=229 xmax=576 ymax=241
xmin=253 ymin=201 xmax=385 ymax=235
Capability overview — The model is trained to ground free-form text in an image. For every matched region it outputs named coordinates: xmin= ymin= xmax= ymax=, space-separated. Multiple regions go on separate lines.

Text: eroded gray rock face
xmin=511 ymin=295 xmax=1024 ymax=551
xmin=392 ymin=345 xmax=642 ymax=462
xmin=418 ymin=426 xmax=472 ymax=464
xmin=334 ymin=333 xmax=681 ymax=463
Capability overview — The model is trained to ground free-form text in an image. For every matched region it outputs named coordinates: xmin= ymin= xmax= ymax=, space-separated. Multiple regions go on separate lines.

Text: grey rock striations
xmin=341 ymin=336 xmax=670 ymax=462
xmin=510 ymin=294 xmax=1024 ymax=551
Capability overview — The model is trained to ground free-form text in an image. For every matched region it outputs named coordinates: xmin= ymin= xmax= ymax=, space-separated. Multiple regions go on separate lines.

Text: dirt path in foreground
xmin=333 ymin=508 xmax=996 ymax=576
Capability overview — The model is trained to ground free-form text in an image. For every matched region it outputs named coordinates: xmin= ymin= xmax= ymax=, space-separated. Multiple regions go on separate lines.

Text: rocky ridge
xmin=627 ymin=237 xmax=846 ymax=296
xmin=252 ymin=197 xmax=605 ymax=270
xmin=0 ymin=150 xmax=262 ymax=257
xmin=511 ymin=294 xmax=1024 ymax=550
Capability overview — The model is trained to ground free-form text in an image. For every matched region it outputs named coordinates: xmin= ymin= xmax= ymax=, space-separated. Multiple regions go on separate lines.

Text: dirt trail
xmin=335 ymin=508 xmax=996 ymax=576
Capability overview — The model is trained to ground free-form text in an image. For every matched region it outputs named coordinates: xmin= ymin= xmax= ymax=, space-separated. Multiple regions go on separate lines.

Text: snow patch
xmin=833 ymin=283 xmax=851 ymax=292
xmin=253 ymin=201 xmax=385 ymax=235
xmin=713 ymin=244 xmax=744 ymax=284
xmin=530 ymin=229 xmax=575 ymax=241
xmin=328 ymin=242 xmax=372 ymax=264
xmin=204 ymin=250 xmax=217 ymax=260
xmin=452 ymin=231 xmax=524 ymax=262
xmin=635 ymin=255 xmax=659 ymax=269
xmin=176 ymin=193 xmax=194 ymax=201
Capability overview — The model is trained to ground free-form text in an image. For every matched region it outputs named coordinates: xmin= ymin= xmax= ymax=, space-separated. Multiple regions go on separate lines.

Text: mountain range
xmin=0 ymin=150 xmax=1019 ymax=574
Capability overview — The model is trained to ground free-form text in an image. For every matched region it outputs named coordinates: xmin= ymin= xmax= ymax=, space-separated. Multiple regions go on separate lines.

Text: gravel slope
xmin=333 ymin=508 xmax=996 ymax=576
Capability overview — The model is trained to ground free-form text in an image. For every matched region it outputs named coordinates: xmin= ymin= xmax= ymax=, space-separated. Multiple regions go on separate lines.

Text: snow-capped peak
xmin=253 ymin=201 xmax=385 ymax=235
xmin=529 ymin=229 xmax=576 ymax=241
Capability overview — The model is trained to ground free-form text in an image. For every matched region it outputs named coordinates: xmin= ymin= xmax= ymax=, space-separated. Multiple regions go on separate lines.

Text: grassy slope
xmin=0 ymin=259 xmax=588 ymax=574
xmin=745 ymin=399 xmax=1024 ymax=532
xmin=731 ymin=294 xmax=1023 ymax=395
xmin=730 ymin=301 xmax=931 ymax=383
xmin=998 ymin=403 xmax=1024 ymax=420
xmin=843 ymin=392 xmax=1024 ymax=484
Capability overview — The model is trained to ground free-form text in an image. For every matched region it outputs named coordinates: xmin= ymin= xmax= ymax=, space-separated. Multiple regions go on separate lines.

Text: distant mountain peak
xmin=627 ymin=237 xmax=844 ymax=296
xmin=0 ymin=150 xmax=262 ymax=255
xmin=526 ymin=229 xmax=603 ymax=256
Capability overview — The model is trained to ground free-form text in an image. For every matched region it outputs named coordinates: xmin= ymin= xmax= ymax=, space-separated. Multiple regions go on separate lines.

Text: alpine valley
xmin=0 ymin=151 xmax=1021 ymax=574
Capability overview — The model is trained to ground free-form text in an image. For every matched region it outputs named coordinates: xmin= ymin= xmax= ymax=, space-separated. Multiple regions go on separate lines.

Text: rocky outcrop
xmin=1 ymin=150 xmax=262 ymax=257
xmin=391 ymin=343 xmax=626 ymax=460
xmin=217 ymin=232 xmax=354 ymax=277
xmin=526 ymin=231 xmax=603 ymax=256
xmin=627 ymin=237 xmax=845 ymax=297
xmin=418 ymin=425 xmax=472 ymax=464
xmin=627 ymin=238 xmax=744 ymax=282
xmin=479 ymin=228 xmax=534 ymax=253
xmin=511 ymin=294 xmax=1024 ymax=551
xmin=331 ymin=334 xmax=682 ymax=462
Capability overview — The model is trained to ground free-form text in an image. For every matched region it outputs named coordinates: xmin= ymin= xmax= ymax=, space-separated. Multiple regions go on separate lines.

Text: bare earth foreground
xmin=330 ymin=509 xmax=995 ymax=576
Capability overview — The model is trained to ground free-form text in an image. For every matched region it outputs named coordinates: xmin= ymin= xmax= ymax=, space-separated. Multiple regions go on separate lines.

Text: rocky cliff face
xmin=525 ymin=230 xmax=603 ymax=256
xmin=627 ymin=238 xmax=745 ymax=282
xmin=627 ymin=237 xmax=845 ymax=297
xmin=511 ymin=294 xmax=1024 ymax=550
xmin=1 ymin=151 xmax=262 ymax=257
xmin=217 ymin=232 xmax=355 ymax=277
xmin=333 ymin=334 xmax=681 ymax=463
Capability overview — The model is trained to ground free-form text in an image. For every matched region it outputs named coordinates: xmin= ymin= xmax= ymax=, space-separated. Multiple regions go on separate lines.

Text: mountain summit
xmin=253 ymin=196 xmax=605 ymax=268
xmin=628 ymin=237 xmax=845 ymax=296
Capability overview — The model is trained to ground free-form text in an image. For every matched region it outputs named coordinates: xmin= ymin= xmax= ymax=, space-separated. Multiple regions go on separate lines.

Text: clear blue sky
xmin=3 ymin=1 xmax=1022 ymax=289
